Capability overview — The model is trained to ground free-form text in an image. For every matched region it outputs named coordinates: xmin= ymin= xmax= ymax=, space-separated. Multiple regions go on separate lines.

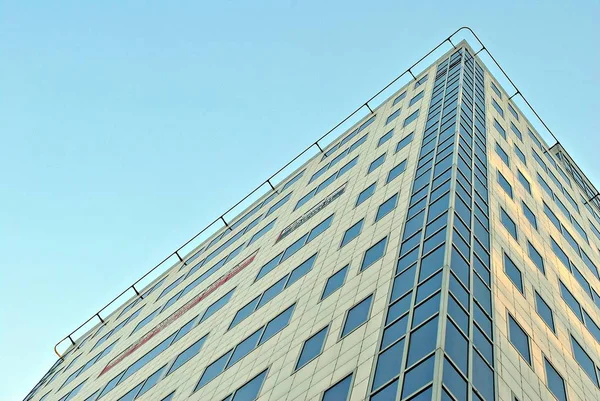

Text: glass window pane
xmin=323 ymin=374 xmax=353 ymax=401
xmin=296 ymin=326 xmax=328 ymax=370
xmin=341 ymin=295 xmax=373 ymax=337
xmin=321 ymin=266 xmax=349 ymax=300
xmin=508 ymin=315 xmax=531 ymax=364
xmin=361 ymin=237 xmax=388 ymax=272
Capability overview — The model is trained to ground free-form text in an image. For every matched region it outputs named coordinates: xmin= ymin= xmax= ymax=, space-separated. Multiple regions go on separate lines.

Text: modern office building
xmin=25 ymin=38 xmax=600 ymax=401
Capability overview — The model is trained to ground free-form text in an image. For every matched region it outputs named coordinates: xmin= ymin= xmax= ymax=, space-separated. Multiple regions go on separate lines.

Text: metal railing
xmin=52 ymin=26 xmax=598 ymax=361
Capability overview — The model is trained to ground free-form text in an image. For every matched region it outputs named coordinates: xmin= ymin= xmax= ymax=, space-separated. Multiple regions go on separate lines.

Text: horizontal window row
xmin=311 ymin=134 xmax=367 ymax=183
xmin=229 ymin=254 xmax=317 ymax=329
xmin=195 ymin=304 xmax=295 ymax=390
xmin=296 ymin=157 xmax=358 ymax=210
xmin=255 ymin=214 xmax=333 ymax=281
xmin=322 ymin=114 xmax=376 ymax=159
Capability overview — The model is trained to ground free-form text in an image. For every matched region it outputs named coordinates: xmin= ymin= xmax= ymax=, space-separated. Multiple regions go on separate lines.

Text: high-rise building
xmin=25 ymin=38 xmax=600 ymax=401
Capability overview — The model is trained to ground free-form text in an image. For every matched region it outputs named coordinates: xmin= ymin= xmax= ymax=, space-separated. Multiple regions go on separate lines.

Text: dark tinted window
xmin=376 ymin=194 xmax=398 ymax=221
xmin=356 ymin=183 xmax=376 ymax=206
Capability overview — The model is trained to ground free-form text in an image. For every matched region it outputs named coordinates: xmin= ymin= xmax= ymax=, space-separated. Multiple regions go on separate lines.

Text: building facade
xmin=25 ymin=41 xmax=600 ymax=401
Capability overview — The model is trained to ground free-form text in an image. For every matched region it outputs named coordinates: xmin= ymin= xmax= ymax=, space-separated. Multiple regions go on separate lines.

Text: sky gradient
xmin=1 ymin=1 xmax=599 ymax=400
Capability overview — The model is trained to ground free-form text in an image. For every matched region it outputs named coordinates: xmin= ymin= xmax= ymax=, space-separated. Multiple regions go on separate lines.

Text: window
xmin=361 ymin=237 xmax=388 ymax=272
xmin=527 ymin=241 xmax=545 ymax=274
xmin=514 ymin=144 xmax=526 ymax=165
xmin=386 ymin=109 xmax=402 ymax=125
xmin=508 ymin=314 xmax=531 ymax=365
xmin=517 ymin=170 xmax=531 ymax=194
xmin=415 ymin=74 xmax=428 ymax=87
xmin=521 ymin=202 xmax=538 ymax=230
xmin=544 ymin=358 xmax=568 ymax=401
xmin=508 ymin=103 xmax=519 ymax=120
xmin=492 ymin=98 xmax=504 ymax=117
xmin=491 ymin=81 xmax=502 ymax=98
xmin=393 ymin=92 xmax=406 ymax=106
xmin=404 ymin=110 xmax=420 ymax=127
xmin=386 ymin=160 xmax=407 ymax=184
xmin=570 ymin=335 xmax=599 ymax=386
xmin=409 ymin=91 xmax=424 ymax=106
xmin=223 ymin=369 xmax=268 ymax=401
xmin=322 ymin=373 xmax=353 ymax=401
xmin=282 ymin=170 xmax=304 ymax=191
xmin=265 ymin=192 xmax=292 ymax=217
xmin=196 ymin=306 xmax=294 ymax=391
xmin=535 ymin=292 xmax=555 ymax=333
xmin=494 ymin=119 xmax=506 ymax=139
xmin=497 ymin=171 xmax=513 ymax=198
xmin=376 ymin=194 xmax=398 ymax=222
xmin=395 ymin=132 xmax=414 ymax=153
xmin=321 ymin=266 xmax=348 ymax=300
xmin=295 ymin=326 xmax=329 ymax=370
xmin=495 ymin=142 xmax=510 ymax=166
xmin=504 ymin=253 xmax=523 ymax=293
xmin=500 ymin=208 xmax=518 ymax=240
xmin=368 ymin=154 xmax=386 ymax=174
xmin=378 ymin=129 xmax=394 ymax=147
xmin=131 ymin=308 xmax=160 ymax=335
xmin=248 ymin=219 xmax=277 ymax=246
xmin=356 ymin=183 xmax=376 ymax=207
xmin=341 ymin=295 xmax=373 ymax=337
xmin=510 ymin=122 xmax=523 ymax=141
xmin=341 ymin=219 xmax=364 ymax=247
xmin=166 ymin=335 xmax=208 ymax=375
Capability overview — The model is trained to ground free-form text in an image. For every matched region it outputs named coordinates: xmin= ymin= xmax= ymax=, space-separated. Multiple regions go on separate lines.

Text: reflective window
xmin=395 ymin=132 xmax=414 ymax=153
xmin=341 ymin=219 xmax=364 ymax=247
xmin=544 ymin=358 xmax=567 ymax=401
xmin=517 ymin=170 xmax=531 ymax=194
xmin=514 ymin=144 xmax=526 ymax=165
xmin=570 ymin=335 xmax=599 ymax=386
xmin=376 ymin=193 xmax=398 ymax=222
xmin=409 ymin=91 xmax=424 ymax=106
xmin=378 ymin=129 xmax=394 ymax=147
xmin=321 ymin=266 xmax=348 ymax=300
xmin=494 ymin=119 xmax=506 ymax=139
xmin=495 ymin=142 xmax=510 ymax=167
xmin=521 ymin=201 xmax=537 ymax=230
xmin=248 ymin=219 xmax=277 ymax=246
xmin=131 ymin=308 xmax=161 ymax=335
xmin=322 ymin=374 xmax=353 ymax=401
xmin=527 ymin=241 xmax=545 ymax=274
xmin=504 ymin=253 xmax=523 ymax=293
xmin=404 ymin=110 xmax=420 ymax=127
xmin=393 ymin=92 xmax=406 ymax=106
xmin=497 ymin=171 xmax=513 ymax=198
xmin=167 ymin=335 xmax=207 ymax=375
xmin=386 ymin=109 xmax=402 ymax=125
xmin=500 ymin=208 xmax=518 ymax=240
xmin=229 ymin=369 xmax=268 ymax=401
xmin=295 ymin=326 xmax=328 ymax=370
xmin=535 ymin=292 xmax=555 ymax=333
xmin=386 ymin=160 xmax=407 ymax=184
xmin=341 ymin=295 xmax=373 ymax=337
xmin=265 ymin=192 xmax=292 ymax=217
xmin=368 ymin=154 xmax=386 ymax=174
xmin=491 ymin=81 xmax=502 ymax=98
xmin=510 ymin=122 xmax=523 ymax=141
xmin=356 ymin=183 xmax=376 ymax=206
xmin=508 ymin=314 xmax=531 ymax=364
xmin=492 ymin=98 xmax=504 ymax=117
xmin=361 ymin=237 xmax=388 ymax=271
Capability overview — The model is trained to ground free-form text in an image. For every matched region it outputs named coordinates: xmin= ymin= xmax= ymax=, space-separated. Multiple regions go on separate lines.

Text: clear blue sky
xmin=1 ymin=1 xmax=598 ymax=400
